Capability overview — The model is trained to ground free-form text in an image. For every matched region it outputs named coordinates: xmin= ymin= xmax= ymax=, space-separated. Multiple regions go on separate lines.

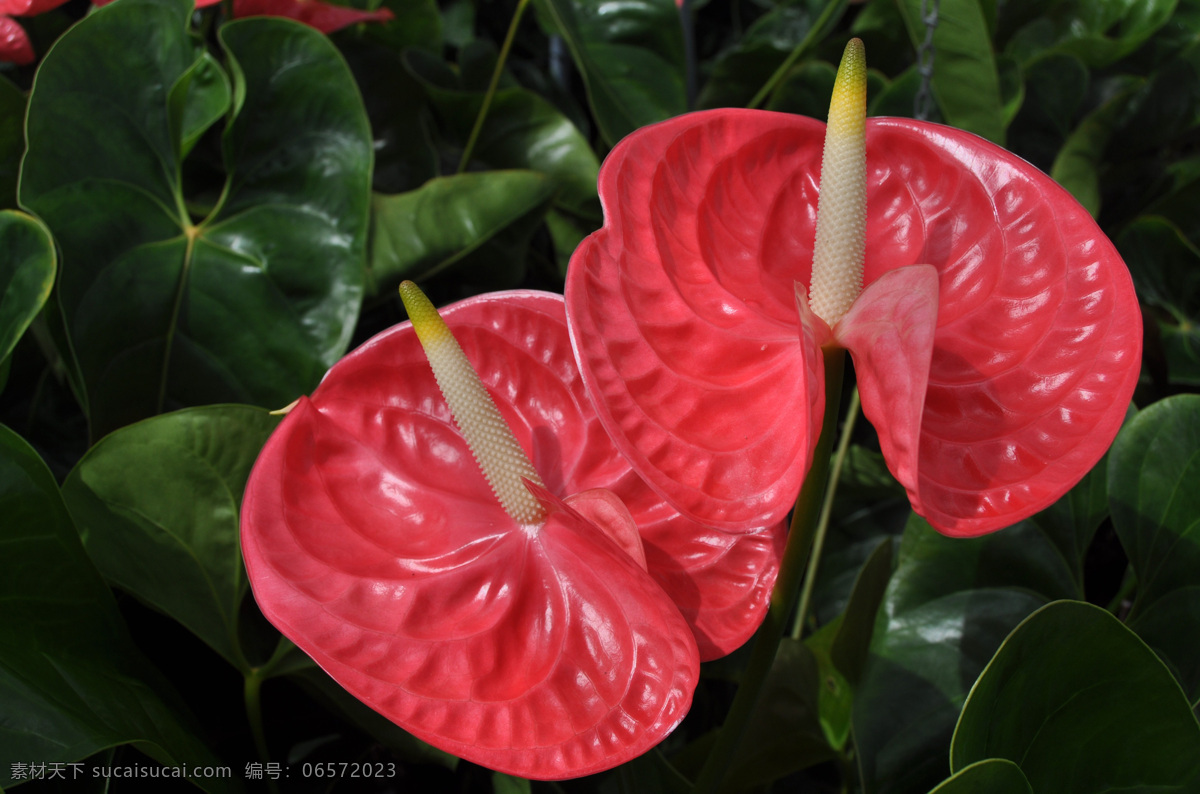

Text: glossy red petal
xmin=233 ymin=0 xmax=393 ymax=33
xmin=435 ymin=292 xmax=784 ymax=659
xmin=242 ymin=294 xmax=698 ymax=778
xmin=835 ymin=265 xmax=938 ymax=507
xmin=568 ymin=108 xmax=1141 ymax=538
xmin=0 ymin=0 xmax=68 ymax=15
xmin=0 ymin=15 xmax=31 ymax=65
xmin=566 ymin=110 xmax=828 ymax=531
xmin=863 ymin=120 xmax=1141 ymax=535
xmin=563 ymin=486 xmax=648 ymax=571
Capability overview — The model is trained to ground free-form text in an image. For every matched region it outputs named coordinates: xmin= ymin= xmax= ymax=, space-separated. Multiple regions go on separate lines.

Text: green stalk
xmin=791 ymin=387 xmax=860 ymax=640
xmin=746 ymin=0 xmax=848 ymax=110
xmin=457 ymin=0 xmax=532 ymax=174
xmin=244 ymin=669 xmax=279 ymax=794
xmin=692 ymin=348 xmax=846 ymax=794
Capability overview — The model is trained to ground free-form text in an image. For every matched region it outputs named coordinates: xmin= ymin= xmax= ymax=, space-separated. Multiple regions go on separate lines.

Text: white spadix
xmin=807 ymin=38 xmax=868 ymax=327
xmin=399 ymin=281 xmax=547 ymax=525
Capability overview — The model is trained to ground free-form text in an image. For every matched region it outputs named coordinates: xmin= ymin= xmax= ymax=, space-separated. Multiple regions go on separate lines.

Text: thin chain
xmin=913 ymin=0 xmax=941 ymax=121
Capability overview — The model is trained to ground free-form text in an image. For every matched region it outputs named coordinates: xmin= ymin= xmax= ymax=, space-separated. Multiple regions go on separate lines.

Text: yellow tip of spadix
xmin=399 ymin=281 xmax=547 ymax=526
xmin=808 ymin=38 xmax=868 ymax=327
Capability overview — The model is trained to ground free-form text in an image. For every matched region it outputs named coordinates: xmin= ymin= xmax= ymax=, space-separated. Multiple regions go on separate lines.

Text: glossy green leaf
xmin=20 ymin=0 xmax=371 ymax=439
xmin=1008 ymin=0 xmax=1180 ymax=67
xmin=0 ymin=424 xmax=234 ymax=793
xmin=765 ymin=60 xmax=837 ymax=118
xmin=367 ymin=171 xmax=556 ymax=294
xmin=722 ymin=638 xmax=838 ymax=789
xmin=1007 ymin=53 xmax=1088 ymax=175
xmin=1108 ymin=394 xmax=1200 ymax=702
xmin=532 ymin=0 xmax=685 ymax=146
xmin=0 ymin=211 xmax=55 ymax=367
xmin=813 ymin=445 xmax=909 ymax=625
xmin=951 ymin=601 xmax=1200 ymax=791
xmin=897 ymin=0 xmax=1007 ymax=144
xmin=0 ymin=76 xmax=24 ymax=210
xmin=1118 ymin=217 xmax=1200 ymax=385
xmin=929 ymin=759 xmax=1033 ymax=794
xmin=697 ymin=0 xmax=848 ymax=111
xmin=853 ymin=513 xmax=1077 ymax=794
xmin=367 ymin=0 xmax=443 ymax=54
xmin=1051 ymin=77 xmax=1141 ymax=217
xmin=830 ymin=536 xmax=893 ymax=685
xmin=61 ymin=405 xmax=279 ymax=672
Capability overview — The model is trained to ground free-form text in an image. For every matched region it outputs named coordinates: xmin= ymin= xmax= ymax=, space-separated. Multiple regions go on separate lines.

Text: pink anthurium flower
xmin=565 ymin=39 xmax=1142 ymax=538
xmin=241 ymin=285 xmax=783 ymax=778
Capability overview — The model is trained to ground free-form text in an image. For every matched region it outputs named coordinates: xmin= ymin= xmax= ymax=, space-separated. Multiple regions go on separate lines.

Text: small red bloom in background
xmin=0 ymin=0 xmax=69 ymax=65
xmin=89 ymin=0 xmax=394 ymax=34
xmin=233 ymin=0 xmax=393 ymax=32
xmin=566 ymin=40 xmax=1141 ymax=539
xmin=241 ymin=289 xmax=782 ymax=778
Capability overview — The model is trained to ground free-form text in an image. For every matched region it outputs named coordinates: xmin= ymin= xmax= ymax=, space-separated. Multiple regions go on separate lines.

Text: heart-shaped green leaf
xmin=368 ymin=170 xmax=556 ymax=295
xmin=1007 ymin=0 xmax=1180 ymax=67
xmin=0 ymin=211 xmax=55 ymax=369
xmin=61 ymin=405 xmax=279 ymax=672
xmin=853 ymin=510 xmax=1081 ymax=794
xmin=0 ymin=423 xmax=234 ymax=792
xmin=1119 ymin=218 xmax=1200 ymax=386
xmin=1108 ymin=394 xmax=1200 ymax=702
xmin=951 ymin=600 xmax=1200 ymax=791
xmin=532 ymin=0 xmax=686 ymax=146
xmin=929 ymin=759 xmax=1033 ymax=794
xmin=20 ymin=0 xmax=371 ymax=439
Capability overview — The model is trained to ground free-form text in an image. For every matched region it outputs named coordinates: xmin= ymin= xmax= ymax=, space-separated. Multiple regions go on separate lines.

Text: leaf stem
xmin=244 ymin=668 xmax=280 ymax=794
xmin=457 ymin=0 xmax=532 ymax=174
xmin=791 ymin=387 xmax=860 ymax=640
xmin=692 ymin=348 xmax=846 ymax=794
xmin=746 ymin=0 xmax=848 ymax=110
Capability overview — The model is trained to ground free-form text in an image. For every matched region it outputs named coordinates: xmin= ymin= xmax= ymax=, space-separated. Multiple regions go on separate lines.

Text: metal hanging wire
xmin=913 ymin=0 xmax=942 ymax=121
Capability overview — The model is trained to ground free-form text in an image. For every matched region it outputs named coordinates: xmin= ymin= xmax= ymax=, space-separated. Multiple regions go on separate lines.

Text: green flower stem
xmin=747 ymin=0 xmax=848 ymax=110
xmin=692 ymin=347 xmax=846 ymax=794
xmin=791 ymin=386 xmax=860 ymax=640
xmin=457 ymin=0 xmax=532 ymax=174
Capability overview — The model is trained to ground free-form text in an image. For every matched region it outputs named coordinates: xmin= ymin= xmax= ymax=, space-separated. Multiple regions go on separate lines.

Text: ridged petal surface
xmin=242 ymin=291 xmax=781 ymax=777
xmin=566 ymin=109 xmax=1141 ymax=536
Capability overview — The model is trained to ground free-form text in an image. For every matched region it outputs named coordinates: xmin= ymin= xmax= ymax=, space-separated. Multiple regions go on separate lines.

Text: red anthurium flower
xmin=242 ymin=286 xmax=783 ymax=777
xmin=0 ymin=0 xmax=69 ymax=65
xmin=233 ymin=0 xmax=393 ymax=33
xmin=91 ymin=0 xmax=392 ymax=33
xmin=565 ymin=39 xmax=1142 ymax=538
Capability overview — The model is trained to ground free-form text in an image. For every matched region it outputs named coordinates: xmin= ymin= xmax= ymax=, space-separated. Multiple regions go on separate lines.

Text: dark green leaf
xmin=61 ymin=406 xmax=280 ymax=672
xmin=1108 ymin=394 xmax=1200 ymax=702
xmin=0 ymin=424 xmax=235 ymax=792
xmin=951 ymin=600 xmax=1200 ymax=791
xmin=1050 ymin=78 xmax=1141 ymax=217
xmin=830 ymin=537 xmax=893 ymax=685
xmin=368 ymin=171 xmax=556 ymax=294
xmin=0 ymin=211 xmax=56 ymax=367
xmin=493 ymin=772 xmax=532 ymax=794
xmin=20 ymin=0 xmax=371 ymax=439
xmin=722 ymin=638 xmax=837 ymax=789
xmin=0 ymin=76 xmax=24 ymax=210
xmin=1118 ymin=217 xmax=1200 ymax=385
xmin=1007 ymin=0 xmax=1180 ymax=67
xmin=290 ymin=666 xmax=459 ymax=771
xmin=896 ymin=0 xmax=1007 ymax=144
xmin=532 ymin=0 xmax=685 ymax=146
xmin=929 ymin=759 xmax=1033 ymax=794
xmin=765 ymin=60 xmax=837 ymax=118
xmin=852 ymin=513 xmax=1073 ymax=794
